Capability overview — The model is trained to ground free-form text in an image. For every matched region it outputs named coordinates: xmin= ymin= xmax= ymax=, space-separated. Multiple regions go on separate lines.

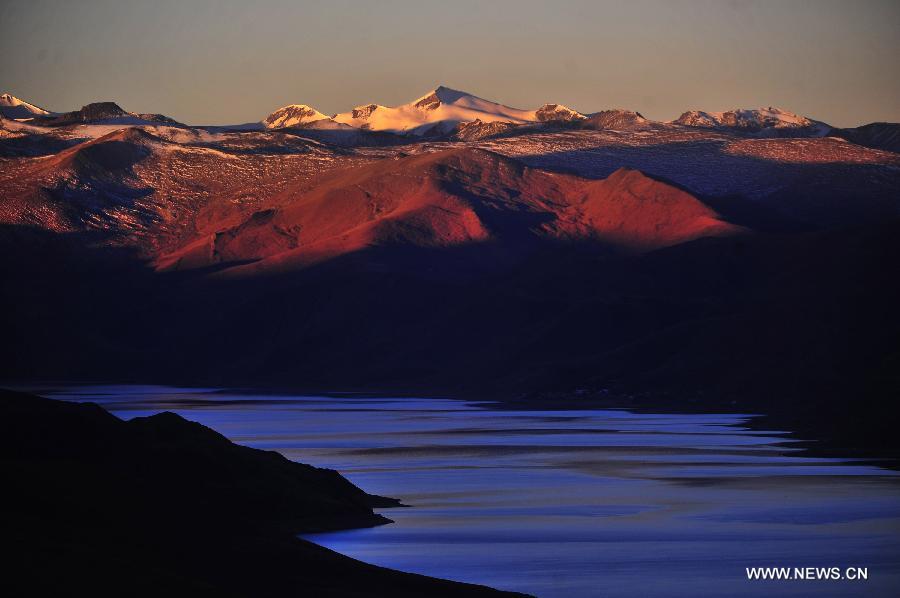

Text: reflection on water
xmin=49 ymin=385 xmax=900 ymax=597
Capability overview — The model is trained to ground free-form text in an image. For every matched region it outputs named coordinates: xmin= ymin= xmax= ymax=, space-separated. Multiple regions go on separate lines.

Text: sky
xmin=1 ymin=0 xmax=898 ymax=127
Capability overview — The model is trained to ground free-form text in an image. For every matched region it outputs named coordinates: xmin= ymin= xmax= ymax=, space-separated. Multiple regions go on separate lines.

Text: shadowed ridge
xmin=834 ymin=122 xmax=900 ymax=154
xmin=32 ymin=101 xmax=127 ymax=126
xmin=35 ymin=101 xmax=183 ymax=127
xmin=0 ymin=388 xmax=395 ymax=523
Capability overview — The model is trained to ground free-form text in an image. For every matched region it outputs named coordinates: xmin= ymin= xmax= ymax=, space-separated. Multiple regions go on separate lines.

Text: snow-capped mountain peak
xmin=0 ymin=92 xmax=52 ymax=120
xmin=411 ymin=86 xmax=470 ymax=110
xmin=333 ymin=86 xmax=535 ymax=135
xmin=263 ymin=104 xmax=329 ymax=129
xmin=255 ymin=90 xmax=835 ymax=139
xmin=534 ymin=103 xmax=586 ymax=122
xmin=673 ymin=107 xmax=828 ymax=134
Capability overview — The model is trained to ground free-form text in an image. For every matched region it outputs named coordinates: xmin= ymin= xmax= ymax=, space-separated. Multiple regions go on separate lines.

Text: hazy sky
xmin=1 ymin=0 xmax=898 ymax=127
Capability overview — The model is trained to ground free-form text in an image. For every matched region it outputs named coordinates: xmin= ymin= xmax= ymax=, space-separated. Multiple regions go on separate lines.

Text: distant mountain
xmin=533 ymin=103 xmax=585 ymax=123
xmin=581 ymin=109 xmax=649 ymax=130
xmin=34 ymin=101 xmax=183 ymax=127
xmin=673 ymin=107 xmax=831 ymax=136
xmin=330 ymin=86 xmax=584 ymax=136
xmin=331 ymin=86 xmax=532 ymax=135
xmin=0 ymin=93 xmax=52 ymax=120
xmin=833 ymin=122 xmax=900 ymax=154
xmin=263 ymin=104 xmax=329 ymax=129
xmin=9 ymin=89 xmax=867 ymax=142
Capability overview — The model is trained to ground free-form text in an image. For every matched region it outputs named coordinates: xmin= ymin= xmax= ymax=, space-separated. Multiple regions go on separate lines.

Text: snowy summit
xmin=673 ymin=107 xmax=829 ymax=135
xmin=263 ymin=104 xmax=329 ymax=129
xmin=331 ymin=86 xmax=582 ymax=136
xmin=0 ymin=93 xmax=52 ymax=120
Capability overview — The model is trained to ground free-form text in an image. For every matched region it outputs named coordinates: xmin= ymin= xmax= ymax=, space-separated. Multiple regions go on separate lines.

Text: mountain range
xmin=6 ymin=86 xmax=894 ymax=145
xmin=1 ymin=85 xmax=898 ymax=456
xmin=255 ymin=86 xmax=839 ymax=139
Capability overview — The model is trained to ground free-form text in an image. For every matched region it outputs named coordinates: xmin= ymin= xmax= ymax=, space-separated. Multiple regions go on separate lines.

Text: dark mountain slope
xmin=2 ymin=389 xmax=525 ymax=597
xmin=835 ymin=122 xmax=900 ymax=154
xmin=35 ymin=101 xmax=183 ymax=127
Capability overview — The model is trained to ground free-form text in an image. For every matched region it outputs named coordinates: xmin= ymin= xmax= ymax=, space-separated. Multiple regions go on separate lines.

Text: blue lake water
xmin=48 ymin=385 xmax=900 ymax=597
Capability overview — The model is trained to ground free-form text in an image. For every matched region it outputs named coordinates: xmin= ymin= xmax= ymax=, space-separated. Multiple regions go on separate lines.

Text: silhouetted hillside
xmin=2 ymin=389 xmax=526 ymax=597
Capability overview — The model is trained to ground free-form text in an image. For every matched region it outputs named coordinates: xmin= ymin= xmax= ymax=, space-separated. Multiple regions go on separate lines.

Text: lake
xmin=48 ymin=385 xmax=900 ymax=597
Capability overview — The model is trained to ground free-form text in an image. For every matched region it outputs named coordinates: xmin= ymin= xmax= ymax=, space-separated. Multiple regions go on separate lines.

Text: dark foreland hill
xmin=2 ymin=89 xmax=900 ymax=458
xmin=1 ymin=389 xmax=525 ymax=597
